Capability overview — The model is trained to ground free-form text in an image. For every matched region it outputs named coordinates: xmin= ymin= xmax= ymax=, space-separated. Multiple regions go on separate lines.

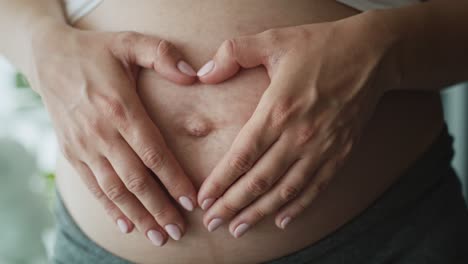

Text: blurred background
xmin=0 ymin=54 xmax=467 ymax=263
xmin=0 ymin=57 xmax=57 ymax=264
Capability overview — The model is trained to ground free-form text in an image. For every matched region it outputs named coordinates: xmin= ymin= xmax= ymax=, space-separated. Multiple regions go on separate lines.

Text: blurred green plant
xmin=14 ymin=72 xmax=42 ymax=108
xmin=15 ymin=72 xmax=54 ymax=194
xmin=42 ymin=172 xmax=56 ymax=207
xmin=15 ymin=72 xmax=30 ymax=88
xmin=43 ymin=172 xmax=55 ymax=186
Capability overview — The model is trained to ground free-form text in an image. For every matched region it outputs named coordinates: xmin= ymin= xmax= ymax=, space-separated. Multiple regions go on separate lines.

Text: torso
xmin=56 ymin=1 xmax=444 ymax=263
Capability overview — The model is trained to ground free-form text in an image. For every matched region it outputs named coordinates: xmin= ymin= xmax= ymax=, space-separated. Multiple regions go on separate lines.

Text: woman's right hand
xmin=28 ymin=20 xmax=198 ymax=246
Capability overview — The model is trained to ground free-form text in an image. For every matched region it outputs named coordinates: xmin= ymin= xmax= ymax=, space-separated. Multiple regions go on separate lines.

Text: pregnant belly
xmin=55 ymin=1 xmax=445 ymax=263
xmin=138 ymin=67 xmax=268 ymax=187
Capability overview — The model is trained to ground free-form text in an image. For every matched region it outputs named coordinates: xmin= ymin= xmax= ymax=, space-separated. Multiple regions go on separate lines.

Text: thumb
xmin=197 ymin=34 xmax=271 ymax=84
xmin=111 ymin=32 xmax=197 ymax=85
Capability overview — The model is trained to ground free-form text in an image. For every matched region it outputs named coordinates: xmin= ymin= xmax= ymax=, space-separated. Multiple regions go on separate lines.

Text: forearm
xmin=367 ymin=0 xmax=468 ymax=92
xmin=0 ymin=0 xmax=66 ymax=75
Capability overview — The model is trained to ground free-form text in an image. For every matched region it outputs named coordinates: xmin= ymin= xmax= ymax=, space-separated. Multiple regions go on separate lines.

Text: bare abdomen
xmin=55 ymin=1 xmax=444 ymax=263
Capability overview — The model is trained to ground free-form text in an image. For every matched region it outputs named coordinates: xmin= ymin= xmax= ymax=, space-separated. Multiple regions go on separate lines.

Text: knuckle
xmin=133 ymin=213 xmax=154 ymax=228
xmin=104 ymin=135 xmax=120 ymax=154
xmin=221 ymin=196 xmax=241 ymax=215
xmin=115 ymin=31 xmax=139 ymax=48
xmin=295 ymin=200 xmax=308 ymax=212
xmin=247 ymin=177 xmax=270 ymax=196
xmin=86 ymin=118 xmax=100 ymax=133
xmin=103 ymin=97 xmax=128 ymax=122
xmin=229 ymin=152 xmax=253 ymax=173
xmin=290 ymin=27 xmax=311 ymax=49
xmin=152 ymin=39 xmax=175 ymax=70
xmin=141 ymin=147 xmax=166 ymax=172
xmin=315 ymin=179 xmax=330 ymax=193
xmin=320 ymin=133 xmax=336 ymax=153
xmin=309 ymin=87 xmax=319 ymax=106
xmin=88 ymin=184 xmax=106 ymax=200
xmin=152 ymin=205 xmax=171 ymax=220
xmin=126 ymin=175 xmax=149 ymax=196
xmin=75 ymin=134 xmax=88 ymax=151
xmin=102 ymin=201 xmax=118 ymax=217
xmin=222 ymin=38 xmax=237 ymax=59
xmin=262 ymin=28 xmax=282 ymax=45
xmin=260 ymin=29 xmax=283 ymax=63
xmin=105 ymin=184 xmax=129 ymax=203
xmin=252 ymin=206 xmax=267 ymax=219
xmin=336 ymin=143 xmax=351 ymax=168
xmin=280 ymin=185 xmax=300 ymax=202
xmin=156 ymin=39 xmax=174 ymax=59
xmin=268 ymin=97 xmax=296 ymax=128
xmin=84 ymin=118 xmax=108 ymax=141
xmin=296 ymin=125 xmax=316 ymax=146
xmin=208 ymin=180 xmax=224 ymax=195
xmin=165 ymin=179 xmax=184 ymax=196
xmin=343 ymin=140 xmax=354 ymax=157
xmin=292 ymin=26 xmax=309 ymax=39
xmin=94 ymin=92 xmax=129 ymax=127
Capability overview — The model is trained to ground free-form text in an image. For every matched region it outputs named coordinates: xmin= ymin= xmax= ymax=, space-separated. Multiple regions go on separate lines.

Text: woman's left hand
xmin=196 ymin=14 xmax=398 ymax=238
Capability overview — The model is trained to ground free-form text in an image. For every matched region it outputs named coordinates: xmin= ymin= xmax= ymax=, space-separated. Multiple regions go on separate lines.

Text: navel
xmin=183 ymin=116 xmax=213 ymax=138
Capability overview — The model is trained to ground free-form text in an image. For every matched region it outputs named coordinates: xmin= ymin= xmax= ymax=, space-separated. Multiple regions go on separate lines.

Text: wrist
xmin=360 ymin=5 xmax=435 ymax=93
xmin=28 ymin=16 xmax=74 ymax=54
xmin=26 ymin=17 xmax=75 ymax=89
xmin=337 ymin=9 xmax=407 ymax=95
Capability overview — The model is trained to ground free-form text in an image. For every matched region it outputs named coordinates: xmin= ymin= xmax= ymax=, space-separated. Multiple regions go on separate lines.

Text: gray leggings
xmin=53 ymin=125 xmax=468 ymax=264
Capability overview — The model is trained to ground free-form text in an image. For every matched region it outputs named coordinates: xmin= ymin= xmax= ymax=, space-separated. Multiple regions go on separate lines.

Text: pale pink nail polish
xmin=233 ymin=223 xmax=250 ymax=238
xmin=280 ymin=217 xmax=292 ymax=229
xmin=201 ymin=198 xmax=215 ymax=211
xmin=207 ymin=218 xmax=223 ymax=232
xmin=177 ymin=60 xmax=197 ymax=76
xmin=165 ymin=224 xmax=182 ymax=241
xmin=117 ymin=219 xmax=129 ymax=234
xmin=197 ymin=60 xmax=215 ymax=76
xmin=147 ymin=230 xmax=164 ymax=246
xmin=179 ymin=196 xmax=194 ymax=211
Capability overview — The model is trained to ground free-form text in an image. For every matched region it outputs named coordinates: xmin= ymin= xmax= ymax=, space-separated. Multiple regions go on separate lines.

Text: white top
xmin=63 ymin=0 xmax=419 ymax=24
xmin=63 ymin=0 xmax=103 ymax=24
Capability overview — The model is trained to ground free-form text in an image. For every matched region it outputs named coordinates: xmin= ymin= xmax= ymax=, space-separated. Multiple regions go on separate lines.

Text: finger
xmin=111 ymin=32 xmax=197 ymax=85
xmin=227 ymin=127 xmax=352 ymax=235
xmin=105 ymin=138 xmax=186 ymax=241
xmin=275 ymin=157 xmax=340 ymax=230
xmin=116 ymin=98 xmax=198 ymax=212
xmin=71 ymin=159 xmax=135 ymax=234
xmin=87 ymin=157 xmax=168 ymax=246
xmin=202 ymin=135 xmax=297 ymax=232
xmin=197 ymin=32 xmax=273 ymax=83
xmin=228 ymin=156 xmax=320 ymax=237
xmin=197 ymin=76 xmax=297 ymax=210
xmin=197 ymin=102 xmax=283 ymax=211
xmin=272 ymin=136 xmax=354 ymax=229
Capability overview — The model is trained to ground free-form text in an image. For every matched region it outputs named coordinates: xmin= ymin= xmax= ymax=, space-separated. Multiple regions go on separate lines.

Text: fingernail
xmin=207 ymin=218 xmax=223 ymax=232
xmin=147 ymin=230 xmax=164 ymax=246
xmin=117 ymin=219 xmax=129 ymax=234
xmin=177 ymin=60 xmax=197 ymax=76
xmin=179 ymin=196 xmax=194 ymax=211
xmin=201 ymin=198 xmax=215 ymax=211
xmin=280 ymin=217 xmax=292 ymax=229
xmin=165 ymin=224 xmax=182 ymax=241
xmin=197 ymin=60 xmax=215 ymax=77
xmin=233 ymin=223 xmax=250 ymax=238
